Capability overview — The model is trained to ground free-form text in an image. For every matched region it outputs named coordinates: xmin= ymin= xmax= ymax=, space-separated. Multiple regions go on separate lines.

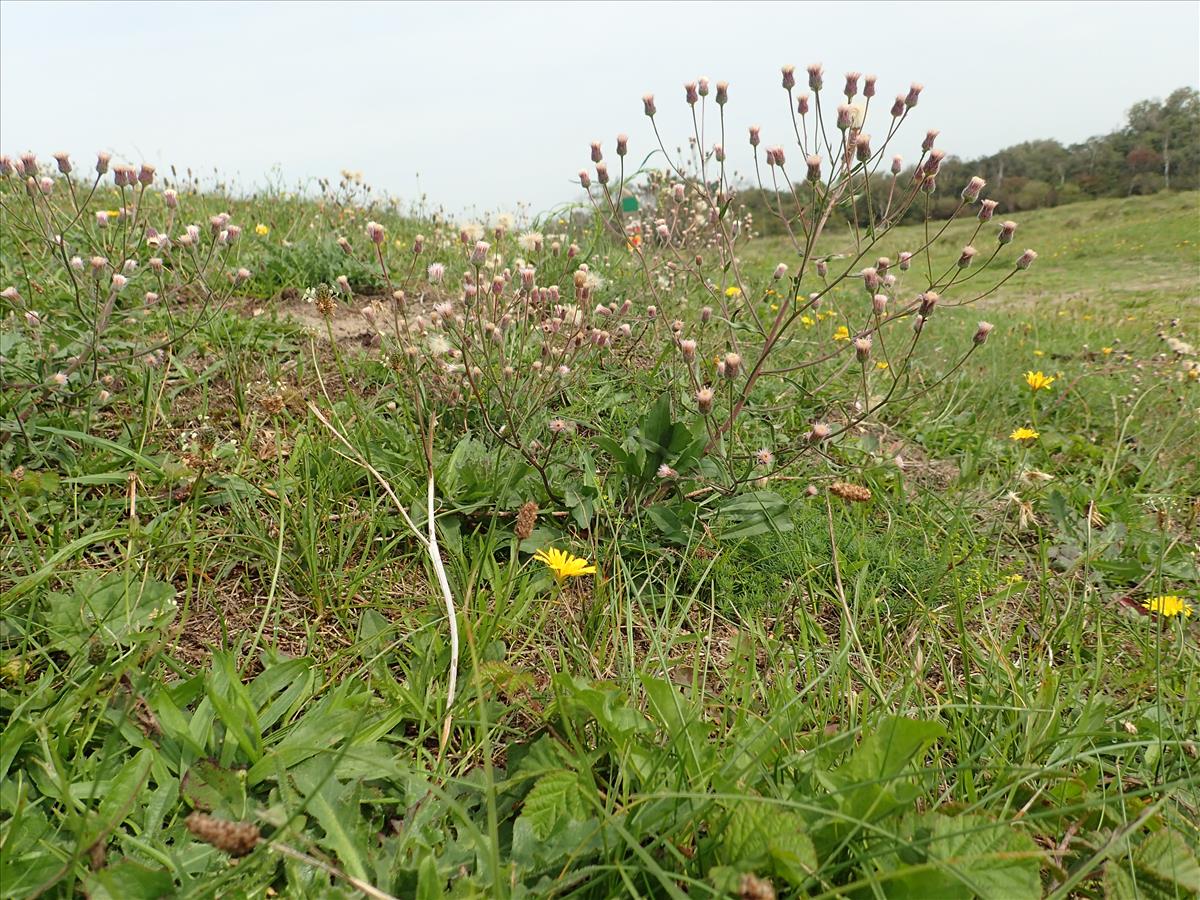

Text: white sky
xmin=2 ymin=0 xmax=1198 ymax=218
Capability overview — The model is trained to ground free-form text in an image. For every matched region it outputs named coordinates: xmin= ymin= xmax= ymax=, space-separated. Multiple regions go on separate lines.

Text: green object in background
xmin=621 ymin=196 xmax=639 ymax=213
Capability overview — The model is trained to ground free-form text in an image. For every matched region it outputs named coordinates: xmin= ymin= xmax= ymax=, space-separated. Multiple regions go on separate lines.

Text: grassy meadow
xmin=1 ymin=159 xmax=1198 ymax=900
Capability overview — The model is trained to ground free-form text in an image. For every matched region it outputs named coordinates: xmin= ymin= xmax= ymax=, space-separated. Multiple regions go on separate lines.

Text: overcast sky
xmin=2 ymin=0 xmax=1197 ymax=218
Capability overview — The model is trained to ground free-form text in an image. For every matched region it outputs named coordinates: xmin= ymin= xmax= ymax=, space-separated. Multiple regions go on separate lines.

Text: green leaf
xmin=82 ymin=860 xmax=175 ymax=900
xmin=519 ymin=769 xmax=589 ymax=840
xmin=1136 ymin=828 xmax=1200 ymax=893
xmin=415 ymin=854 xmax=444 ymax=900
xmin=718 ymin=491 xmax=793 ymax=540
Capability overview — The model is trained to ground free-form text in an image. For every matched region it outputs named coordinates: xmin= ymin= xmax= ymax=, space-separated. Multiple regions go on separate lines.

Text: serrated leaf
xmin=519 ymin=769 xmax=588 ymax=840
xmin=82 ymin=860 xmax=174 ymax=900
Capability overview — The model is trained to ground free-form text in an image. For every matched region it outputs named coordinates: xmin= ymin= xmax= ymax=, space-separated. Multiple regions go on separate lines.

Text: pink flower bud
xmin=643 ymin=93 xmax=656 ymax=116
xmin=1016 ymin=249 xmax=1037 ymax=270
xmin=412 ymin=234 xmax=425 ymax=254
xmin=595 ymin=162 xmax=609 ymax=185
xmin=922 ymin=149 xmax=945 ymax=178
xmin=426 ymin=262 xmax=445 ymax=283
xmin=673 ymin=183 xmax=685 ymax=203
xmin=590 ymin=141 xmax=603 ymax=163
xmin=905 ymin=83 xmax=923 ymax=108
xmin=836 ymin=104 xmax=854 ymax=130
xmin=749 ymin=125 xmax=760 ymax=147
xmin=891 ymin=155 xmax=903 ymax=176
xmin=773 ymin=262 xmax=788 ymax=280
xmin=922 ymin=129 xmax=939 ymax=152
xmin=806 ymin=154 xmax=822 ymax=182
xmin=70 ymin=256 xmax=83 ymax=270
xmin=38 ymin=176 xmax=53 ymax=194
xmin=336 ymin=275 xmax=351 ymax=294
xmin=890 ymin=96 xmax=905 ymax=118
xmin=697 ymin=77 xmax=710 ymax=97
xmin=843 ymin=71 xmax=860 ymax=98
xmin=809 ymin=422 xmax=832 ymax=442
xmin=781 ymin=65 xmax=796 ymax=90
xmin=998 ymin=220 xmax=1017 ymax=244
xmin=656 ymin=221 xmax=671 ymax=240
xmin=978 ymin=199 xmax=999 ymax=222
xmin=616 ymin=133 xmax=628 ymax=157
xmin=24 ymin=309 xmax=40 ymax=326
xmin=855 ymin=133 xmax=872 ymax=162
xmin=53 ymin=152 xmax=71 ymax=174
xmin=96 ymin=151 xmax=111 ymax=174
xmin=806 ymin=63 xmax=823 ymax=91
xmin=138 ymin=164 xmax=155 ymax=185
xmin=578 ymin=169 xmax=590 ymax=189
xmin=111 ymin=273 xmax=128 ymax=291
xmin=51 ymin=371 xmax=68 ymax=387
xmin=123 ymin=259 xmax=137 ymax=274
xmin=796 ymin=93 xmax=810 ymax=115
xmin=145 ymin=291 xmax=159 ymax=305
xmin=679 ymin=339 xmax=697 ymax=361
xmin=685 ymin=81 xmax=699 ymax=105
xmin=470 ymin=241 xmax=490 ymax=264
xmin=20 ymin=153 xmax=38 ymax=176
xmin=919 ymin=291 xmax=940 ymax=316
xmin=864 ymin=74 xmax=877 ymax=98
xmin=657 ymin=463 xmax=677 ymax=479
xmin=2 ymin=286 xmax=19 ymax=301
xmin=973 ymin=321 xmax=994 ymax=345
xmin=861 ymin=267 xmax=880 ymax=292
xmin=714 ymin=143 xmax=725 ymax=162
xmin=854 ymin=336 xmax=873 ymax=362
xmin=236 ymin=267 xmax=251 ymax=282
xmin=366 ymin=221 xmax=385 ymax=244
xmin=770 ymin=146 xmax=787 ymax=167
xmin=695 ymin=386 xmax=715 ymax=415
xmin=90 ymin=256 xmax=108 ymax=275
xmin=96 ymin=210 xmax=109 ymax=228
xmin=700 ymin=305 xmax=712 ymax=323
xmin=149 ymin=257 xmax=163 ymax=271
xmin=163 ymin=188 xmax=178 ymax=209
xmin=521 ymin=266 xmax=535 ymax=290
xmin=816 ymin=258 xmax=828 ymax=277
xmin=186 ymin=224 xmax=201 ymax=244
xmin=873 ymin=294 xmax=888 ymax=315
xmin=716 ymin=81 xmax=729 ymax=105
xmin=0 ymin=155 xmax=12 ymax=176
xmin=960 ymin=176 xmax=986 ymax=203
xmin=958 ymin=246 xmax=977 ymax=268
xmin=647 ymin=305 xmax=657 ymax=319
xmin=723 ymin=352 xmax=741 ymax=379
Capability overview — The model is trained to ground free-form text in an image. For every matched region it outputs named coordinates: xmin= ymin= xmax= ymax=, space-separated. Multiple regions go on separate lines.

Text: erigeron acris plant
xmin=579 ymin=65 xmax=1037 ymax=493
xmin=0 ymin=151 xmax=250 ymax=418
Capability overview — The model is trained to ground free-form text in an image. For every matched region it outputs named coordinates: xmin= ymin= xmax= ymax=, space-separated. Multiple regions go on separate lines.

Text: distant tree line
xmin=738 ymin=87 xmax=1199 ymax=232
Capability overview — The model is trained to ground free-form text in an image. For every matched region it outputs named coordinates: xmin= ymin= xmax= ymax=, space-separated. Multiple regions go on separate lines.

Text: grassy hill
xmin=1 ymin=174 xmax=1198 ymax=898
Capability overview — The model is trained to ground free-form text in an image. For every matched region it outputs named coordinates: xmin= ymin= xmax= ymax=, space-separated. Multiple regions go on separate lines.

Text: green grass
xmin=1 ymin=181 xmax=1198 ymax=899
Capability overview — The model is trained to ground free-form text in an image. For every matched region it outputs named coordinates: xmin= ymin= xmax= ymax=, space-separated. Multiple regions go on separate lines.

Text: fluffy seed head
xmin=973 ymin=321 xmax=994 ymax=345
xmin=962 ymin=176 xmax=986 ymax=203
xmin=854 ymin=336 xmax=873 ymax=362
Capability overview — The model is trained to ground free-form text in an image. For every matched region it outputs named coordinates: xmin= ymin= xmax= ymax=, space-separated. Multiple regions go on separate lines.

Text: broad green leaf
xmin=519 ymin=769 xmax=589 ymax=840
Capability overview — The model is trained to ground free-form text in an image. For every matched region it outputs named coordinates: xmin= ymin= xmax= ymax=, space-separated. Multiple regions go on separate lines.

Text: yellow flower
xmin=1024 ymin=371 xmax=1055 ymax=392
xmin=833 ymin=326 xmax=850 ymax=342
xmin=1010 ymin=427 xmax=1039 ymax=442
xmin=105 ymin=209 xmax=122 ymax=218
xmin=534 ymin=547 xmax=597 ymax=582
xmin=1004 ymin=573 xmax=1025 ymax=584
xmin=255 ymin=223 xmax=270 ymax=236
xmin=770 ymin=303 xmax=779 ymax=312
xmin=801 ymin=315 xmax=815 ymax=328
xmin=1033 ymin=349 xmax=1045 ymax=357
xmin=724 ymin=286 xmax=742 ymax=298
xmin=1101 ymin=347 xmax=1113 ymax=355
xmin=1143 ymin=595 xmax=1192 ymax=618
xmin=875 ymin=361 xmax=889 ymax=370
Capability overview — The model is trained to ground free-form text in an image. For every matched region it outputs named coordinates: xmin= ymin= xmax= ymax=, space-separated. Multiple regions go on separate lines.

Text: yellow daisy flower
xmin=533 ymin=547 xmax=597 ymax=582
xmin=1010 ymin=427 xmax=1039 ymax=442
xmin=724 ymin=286 xmax=742 ymax=298
xmin=1024 ymin=371 xmax=1055 ymax=392
xmin=875 ymin=361 xmax=889 ymax=370
xmin=1143 ymin=595 xmax=1192 ymax=618
xmin=833 ymin=326 xmax=850 ymax=342
xmin=255 ymin=223 xmax=270 ymax=236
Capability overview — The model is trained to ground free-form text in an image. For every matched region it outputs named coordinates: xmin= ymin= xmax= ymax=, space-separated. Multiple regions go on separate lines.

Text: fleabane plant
xmin=0 ymin=151 xmax=250 ymax=415
xmin=578 ymin=65 xmax=1037 ymax=491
